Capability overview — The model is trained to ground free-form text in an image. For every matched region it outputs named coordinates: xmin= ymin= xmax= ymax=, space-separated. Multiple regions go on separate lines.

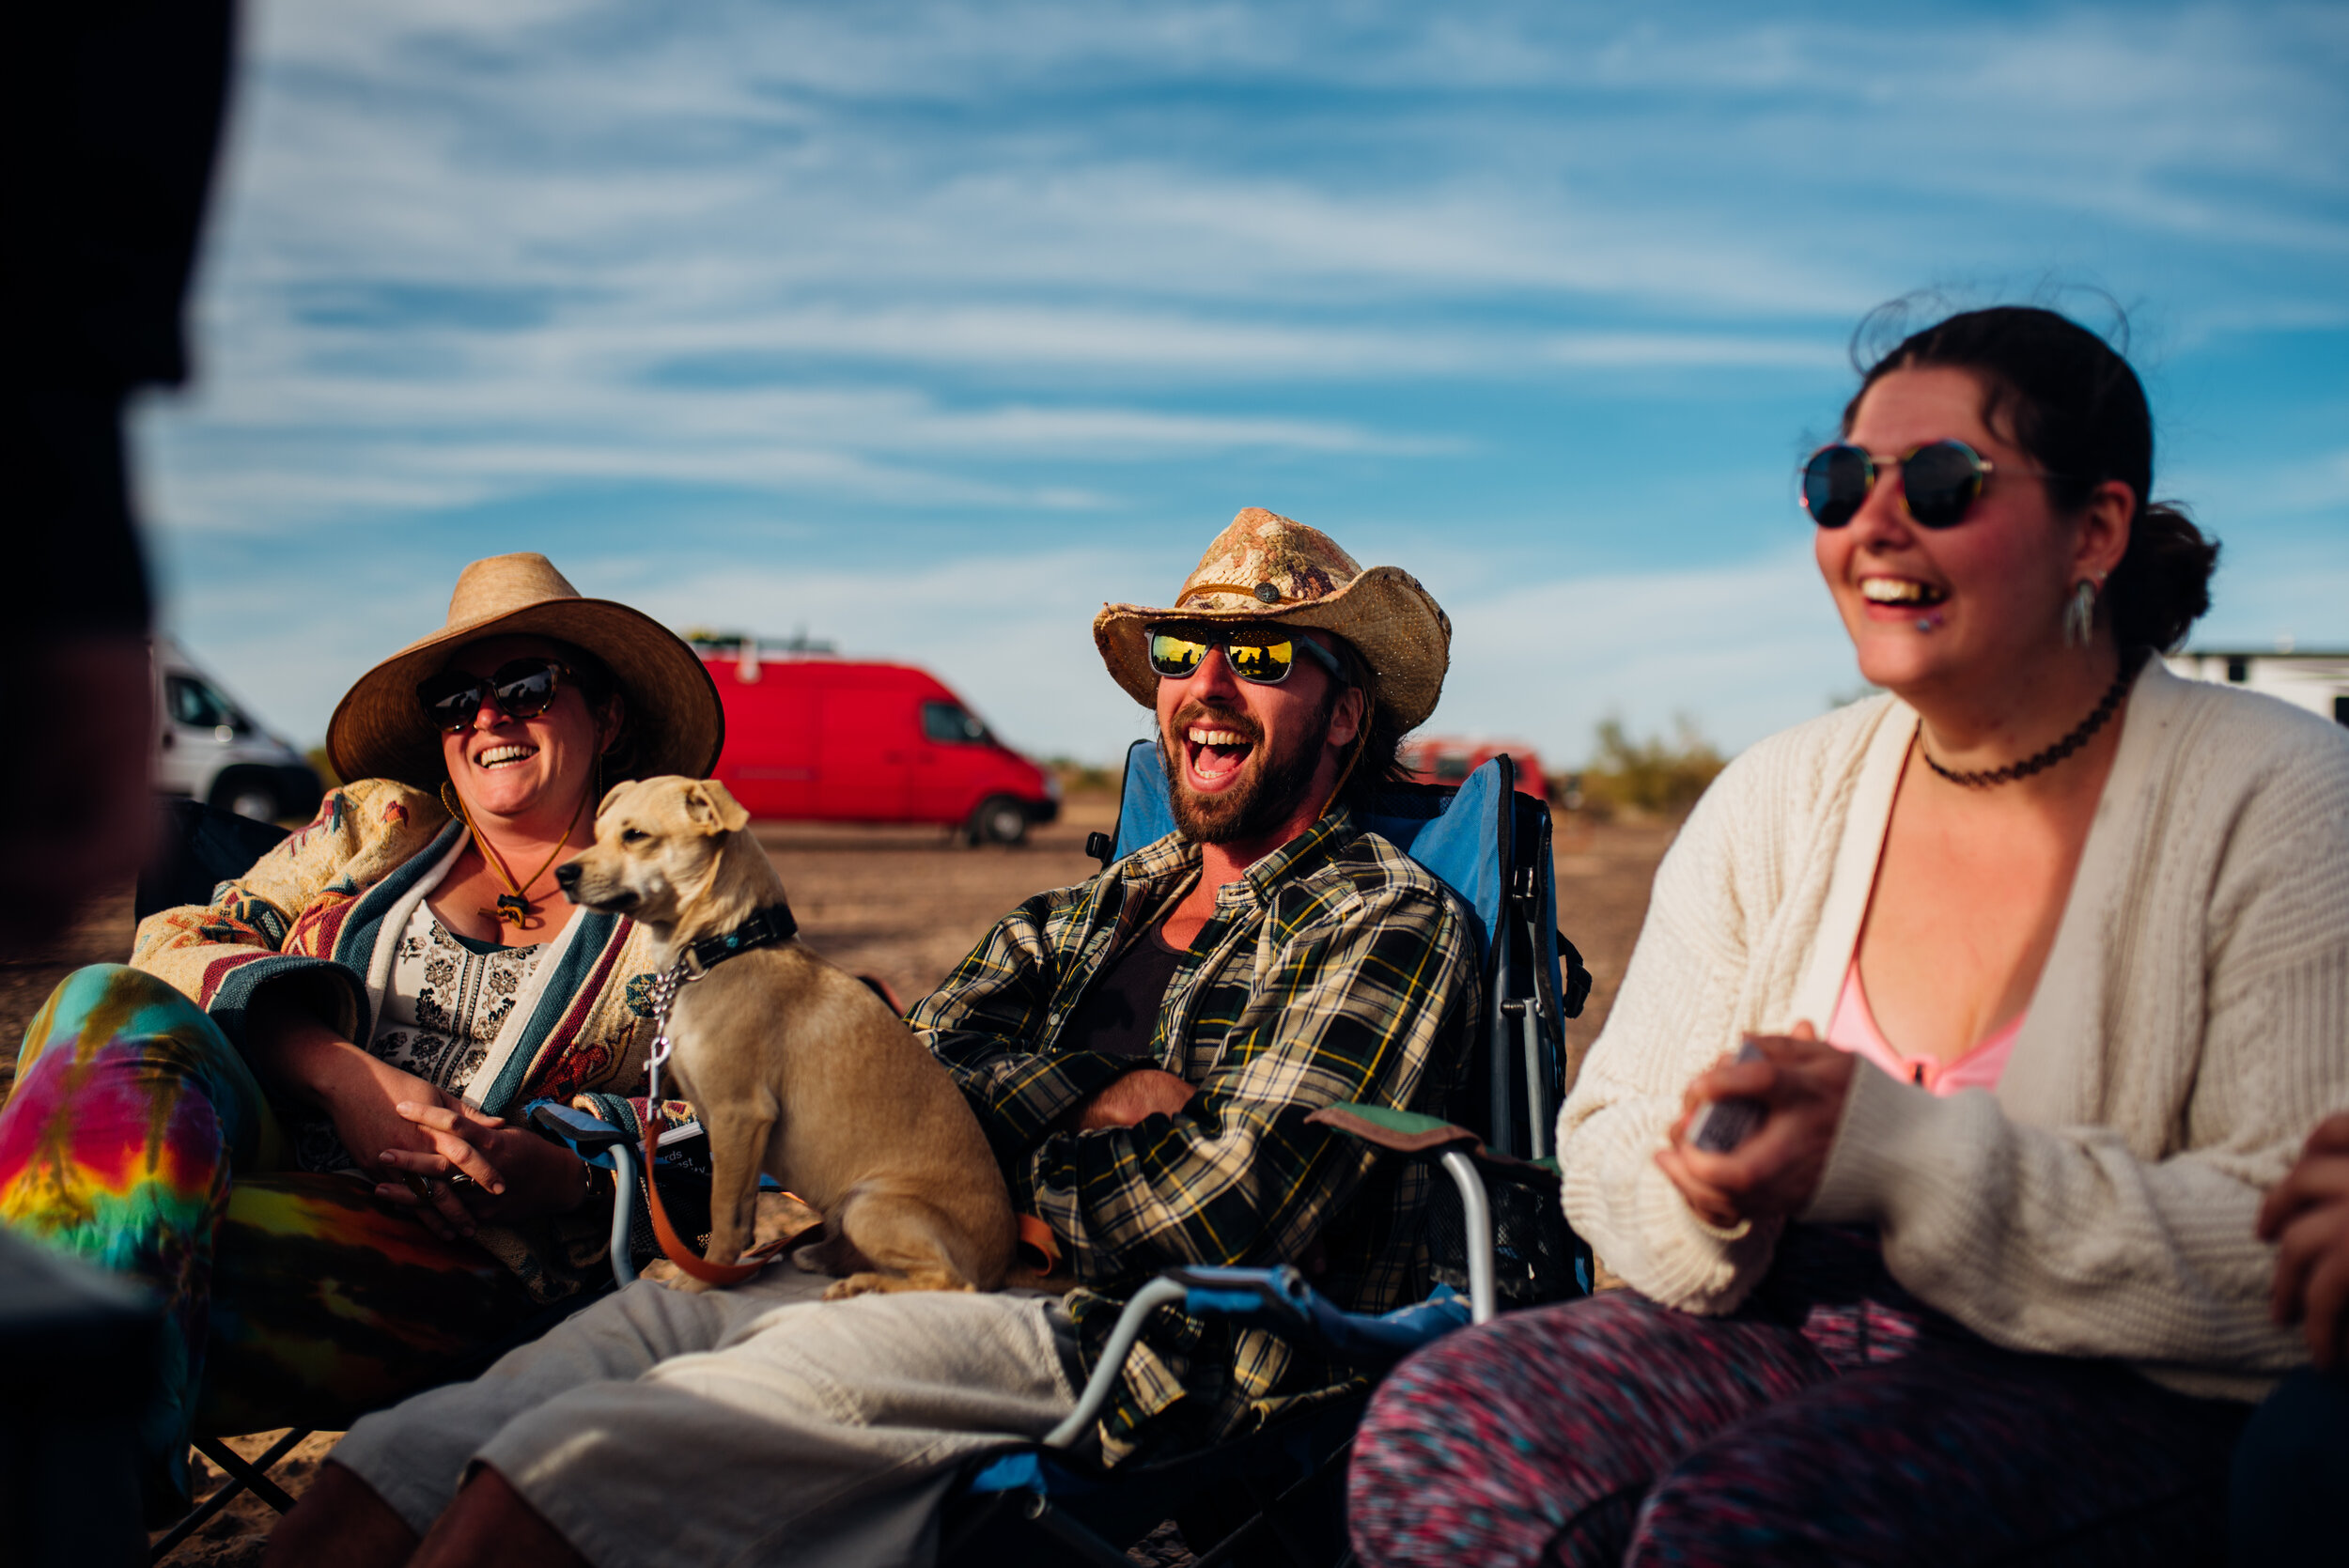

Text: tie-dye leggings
xmin=1348 ymin=1225 xmax=2248 ymax=1567
xmin=0 ymin=965 xmax=541 ymax=1512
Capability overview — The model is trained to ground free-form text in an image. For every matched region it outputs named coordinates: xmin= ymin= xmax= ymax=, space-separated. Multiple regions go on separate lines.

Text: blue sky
xmin=139 ymin=0 xmax=2349 ymax=767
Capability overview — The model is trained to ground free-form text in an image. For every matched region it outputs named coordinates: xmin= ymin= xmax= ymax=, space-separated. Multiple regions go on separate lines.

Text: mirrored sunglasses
xmin=1145 ymin=626 xmax=1346 ymax=686
xmin=416 ymin=657 xmax=572 ymax=731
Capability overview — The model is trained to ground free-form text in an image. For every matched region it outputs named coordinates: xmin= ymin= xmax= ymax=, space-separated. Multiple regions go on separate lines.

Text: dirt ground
xmin=0 ymin=795 xmax=1672 ymax=1566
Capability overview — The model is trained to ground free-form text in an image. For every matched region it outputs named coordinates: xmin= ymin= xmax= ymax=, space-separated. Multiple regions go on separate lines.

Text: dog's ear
xmin=597 ymin=781 xmax=633 ymax=822
xmin=682 ymin=779 xmax=751 ymax=836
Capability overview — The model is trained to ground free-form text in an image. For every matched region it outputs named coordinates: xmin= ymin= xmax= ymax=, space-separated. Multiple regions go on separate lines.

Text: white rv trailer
xmin=2165 ymin=648 xmax=2349 ymax=728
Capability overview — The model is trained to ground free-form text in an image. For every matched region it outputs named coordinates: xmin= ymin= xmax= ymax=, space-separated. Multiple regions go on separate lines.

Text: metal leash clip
xmin=642 ymin=955 xmax=699 ymax=1106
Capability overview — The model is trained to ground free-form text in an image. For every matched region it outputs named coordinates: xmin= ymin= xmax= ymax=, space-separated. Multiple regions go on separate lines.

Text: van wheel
xmin=969 ymin=796 xmax=1029 ymax=846
xmin=210 ymin=769 xmax=282 ymax=822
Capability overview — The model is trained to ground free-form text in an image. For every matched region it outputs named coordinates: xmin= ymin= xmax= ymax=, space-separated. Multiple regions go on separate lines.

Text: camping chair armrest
xmin=1040 ymin=1264 xmax=1476 ymax=1452
xmin=1305 ymin=1101 xmax=1481 ymax=1156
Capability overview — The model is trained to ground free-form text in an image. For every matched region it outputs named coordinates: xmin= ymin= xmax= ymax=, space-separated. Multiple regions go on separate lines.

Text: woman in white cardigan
xmin=1348 ymin=306 xmax=2349 ymax=1567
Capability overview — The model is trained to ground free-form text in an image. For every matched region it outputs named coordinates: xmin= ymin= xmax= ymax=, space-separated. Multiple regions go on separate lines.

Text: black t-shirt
xmin=1062 ymin=922 xmax=1190 ymax=1060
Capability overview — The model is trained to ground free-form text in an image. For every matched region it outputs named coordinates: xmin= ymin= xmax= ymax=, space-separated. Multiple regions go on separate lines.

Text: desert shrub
xmin=1578 ymin=717 xmax=1724 ymax=820
xmin=1049 ymin=756 xmax=1117 ymax=796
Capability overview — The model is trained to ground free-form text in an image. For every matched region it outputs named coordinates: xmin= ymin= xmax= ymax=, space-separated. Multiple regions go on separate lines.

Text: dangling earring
xmin=440 ymin=780 xmax=465 ymax=823
xmin=2062 ymin=578 xmax=2099 ymax=648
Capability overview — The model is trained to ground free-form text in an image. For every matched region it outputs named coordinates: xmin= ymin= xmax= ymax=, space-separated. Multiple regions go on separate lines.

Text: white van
xmin=154 ymin=638 xmax=321 ymax=822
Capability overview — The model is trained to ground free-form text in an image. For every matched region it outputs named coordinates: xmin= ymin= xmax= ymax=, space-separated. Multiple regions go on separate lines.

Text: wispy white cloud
xmin=141 ymin=0 xmax=2348 ymax=758
xmin=1436 ymin=546 xmax=1859 ymax=763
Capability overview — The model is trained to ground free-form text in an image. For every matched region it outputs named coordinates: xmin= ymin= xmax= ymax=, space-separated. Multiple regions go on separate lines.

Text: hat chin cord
xmin=1306 ymin=675 xmax=1377 ymax=827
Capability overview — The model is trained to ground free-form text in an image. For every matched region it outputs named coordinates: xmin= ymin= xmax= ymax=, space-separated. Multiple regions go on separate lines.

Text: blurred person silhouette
xmin=2232 ymin=1110 xmax=2349 ymax=1564
xmin=1 ymin=0 xmax=236 ymax=949
xmin=1348 ymin=306 xmax=2349 ymax=1567
xmin=2 ymin=5 xmax=236 ymax=1560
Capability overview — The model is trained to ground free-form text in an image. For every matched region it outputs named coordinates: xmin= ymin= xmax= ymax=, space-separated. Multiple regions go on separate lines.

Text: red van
xmin=1397 ymin=736 xmax=1551 ymax=801
xmin=704 ymin=649 xmax=1059 ymax=843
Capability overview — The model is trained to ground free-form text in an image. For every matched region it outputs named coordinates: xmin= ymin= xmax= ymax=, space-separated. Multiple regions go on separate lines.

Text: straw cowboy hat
xmin=328 ymin=552 xmax=723 ymax=790
xmin=1093 ymin=508 xmax=1452 ymax=730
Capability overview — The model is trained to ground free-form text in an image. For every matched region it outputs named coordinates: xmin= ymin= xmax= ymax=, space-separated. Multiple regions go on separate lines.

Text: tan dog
xmin=558 ymin=776 xmax=1013 ymax=1297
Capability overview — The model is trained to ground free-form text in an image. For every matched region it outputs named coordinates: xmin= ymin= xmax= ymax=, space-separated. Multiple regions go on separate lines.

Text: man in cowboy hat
xmin=272 ymin=508 xmax=1479 ymax=1568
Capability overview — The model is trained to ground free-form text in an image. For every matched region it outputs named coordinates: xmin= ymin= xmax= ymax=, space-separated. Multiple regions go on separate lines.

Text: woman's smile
xmin=1858 ymin=575 xmax=1948 ymax=612
xmin=472 ymin=742 xmax=540 ymax=771
xmin=479 ymin=746 xmax=547 ymax=774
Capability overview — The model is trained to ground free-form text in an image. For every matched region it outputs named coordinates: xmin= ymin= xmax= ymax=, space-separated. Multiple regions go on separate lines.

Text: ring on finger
xmin=444 ymin=1170 xmax=480 ymax=1193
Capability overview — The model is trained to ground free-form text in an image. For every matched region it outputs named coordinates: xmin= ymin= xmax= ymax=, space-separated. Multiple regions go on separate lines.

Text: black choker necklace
xmin=1920 ymin=648 xmax=2148 ymax=789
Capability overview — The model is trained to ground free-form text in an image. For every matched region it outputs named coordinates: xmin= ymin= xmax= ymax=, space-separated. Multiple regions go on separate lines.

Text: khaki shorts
xmin=334 ymin=1267 xmax=1081 ymax=1568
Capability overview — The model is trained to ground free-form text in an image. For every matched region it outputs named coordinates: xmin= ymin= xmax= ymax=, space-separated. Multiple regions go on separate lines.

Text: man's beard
xmin=1159 ymin=691 xmax=1336 ymax=846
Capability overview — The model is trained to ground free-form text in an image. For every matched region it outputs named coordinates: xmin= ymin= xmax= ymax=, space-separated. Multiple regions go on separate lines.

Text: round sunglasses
xmin=416 ymin=657 xmax=574 ymax=731
xmin=1146 ymin=626 xmax=1346 ymax=687
xmin=1801 ymin=439 xmax=2004 ymax=531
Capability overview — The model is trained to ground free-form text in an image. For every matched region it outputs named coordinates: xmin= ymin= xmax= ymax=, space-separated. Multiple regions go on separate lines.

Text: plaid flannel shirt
xmin=910 ymin=805 xmax=1480 ymax=1459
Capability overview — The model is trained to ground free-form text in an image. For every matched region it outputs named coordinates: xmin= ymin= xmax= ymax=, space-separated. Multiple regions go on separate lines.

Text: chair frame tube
xmin=1042 ymin=1277 xmax=1187 ymax=1450
xmin=607 ymin=1141 xmax=641 ymax=1288
xmin=1513 ymin=995 xmax=1550 ymax=1162
xmin=1437 ymin=1150 xmax=1498 ymax=1325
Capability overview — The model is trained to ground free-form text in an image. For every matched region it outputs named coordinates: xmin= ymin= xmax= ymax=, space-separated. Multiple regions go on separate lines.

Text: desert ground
xmin=0 ymin=793 xmax=1674 ymax=1566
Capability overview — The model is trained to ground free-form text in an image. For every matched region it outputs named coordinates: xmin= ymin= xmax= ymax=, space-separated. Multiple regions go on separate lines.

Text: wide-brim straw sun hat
xmin=327 ymin=552 xmax=723 ymax=790
xmin=1093 ymin=508 xmax=1452 ymax=730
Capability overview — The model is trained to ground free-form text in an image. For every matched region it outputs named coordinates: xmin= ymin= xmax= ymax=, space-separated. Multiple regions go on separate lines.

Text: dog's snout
xmin=554 ymin=861 xmax=583 ymax=891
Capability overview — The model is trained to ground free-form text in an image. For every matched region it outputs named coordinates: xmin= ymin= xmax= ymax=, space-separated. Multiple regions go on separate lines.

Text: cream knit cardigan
xmin=1558 ymin=661 xmax=2349 ymax=1401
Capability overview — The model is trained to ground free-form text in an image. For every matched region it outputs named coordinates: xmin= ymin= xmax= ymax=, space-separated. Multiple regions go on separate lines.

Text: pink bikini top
xmin=1825 ymin=959 xmax=2021 ymax=1095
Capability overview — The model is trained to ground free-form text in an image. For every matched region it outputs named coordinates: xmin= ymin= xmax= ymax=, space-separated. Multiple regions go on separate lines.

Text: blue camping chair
xmin=933 ymin=741 xmax=1594 ymax=1566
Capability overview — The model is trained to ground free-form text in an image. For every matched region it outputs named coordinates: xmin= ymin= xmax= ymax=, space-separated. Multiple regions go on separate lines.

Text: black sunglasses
xmin=1146 ymin=625 xmax=1346 ymax=687
xmin=416 ymin=657 xmax=573 ymax=732
xmin=1801 ymin=439 xmax=2007 ymax=531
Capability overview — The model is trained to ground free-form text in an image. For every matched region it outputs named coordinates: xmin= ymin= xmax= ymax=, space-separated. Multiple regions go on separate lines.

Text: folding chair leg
xmin=1247 ymin=1471 xmax=1337 ymax=1568
xmin=194 ymin=1432 xmax=304 ymax=1514
xmin=1018 ymin=1493 xmax=1143 ymax=1568
xmin=148 ymin=1430 xmax=309 ymax=1561
xmin=1182 ymin=1435 xmax=1355 ymax=1568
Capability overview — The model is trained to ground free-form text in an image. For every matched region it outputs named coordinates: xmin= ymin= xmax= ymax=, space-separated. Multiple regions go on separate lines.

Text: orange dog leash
xmin=640 ymin=1113 xmax=769 ymax=1285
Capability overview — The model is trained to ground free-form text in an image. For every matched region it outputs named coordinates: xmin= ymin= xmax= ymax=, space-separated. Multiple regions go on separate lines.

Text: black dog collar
xmin=678 ymin=902 xmax=799 ymax=975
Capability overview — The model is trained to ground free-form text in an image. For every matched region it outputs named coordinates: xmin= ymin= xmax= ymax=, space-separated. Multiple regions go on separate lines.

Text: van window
xmin=1433 ymin=754 xmax=1470 ymax=782
xmin=166 ymin=675 xmax=245 ymax=732
xmin=921 ymin=701 xmax=988 ymax=745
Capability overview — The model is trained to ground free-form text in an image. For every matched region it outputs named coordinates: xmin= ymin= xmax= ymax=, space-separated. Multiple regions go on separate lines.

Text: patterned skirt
xmin=0 ymin=965 xmax=543 ymax=1513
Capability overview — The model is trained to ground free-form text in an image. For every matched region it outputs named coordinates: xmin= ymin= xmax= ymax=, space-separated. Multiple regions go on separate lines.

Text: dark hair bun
xmin=2108 ymin=502 xmax=2218 ymax=652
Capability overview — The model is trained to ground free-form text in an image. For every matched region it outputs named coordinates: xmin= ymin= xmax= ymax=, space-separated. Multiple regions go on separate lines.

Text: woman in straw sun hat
xmin=0 ymin=552 xmax=721 ymax=1516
